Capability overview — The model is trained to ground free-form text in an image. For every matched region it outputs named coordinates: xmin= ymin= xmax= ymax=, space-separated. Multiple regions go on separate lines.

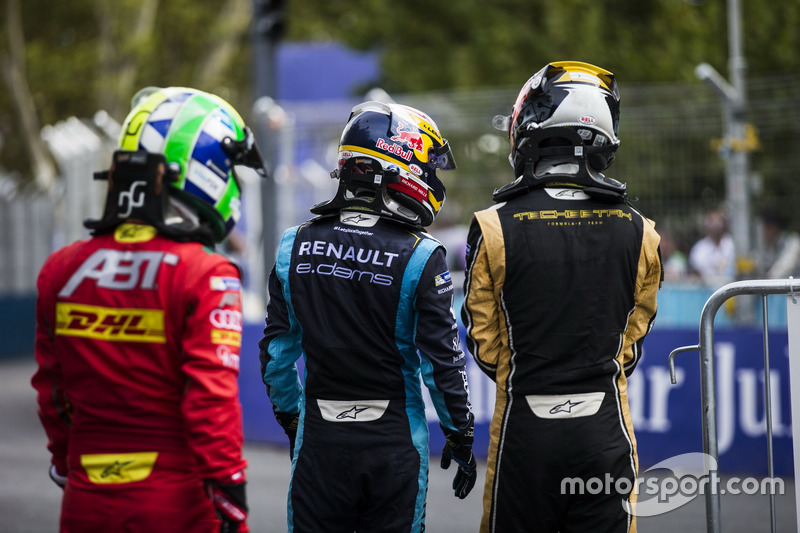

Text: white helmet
xmin=508 ymin=61 xmax=621 ymax=176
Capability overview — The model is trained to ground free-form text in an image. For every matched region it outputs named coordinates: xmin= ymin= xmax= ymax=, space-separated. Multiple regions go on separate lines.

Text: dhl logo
xmin=211 ymin=329 xmax=241 ymax=347
xmin=55 ymin=303 xmax=165 ymax=343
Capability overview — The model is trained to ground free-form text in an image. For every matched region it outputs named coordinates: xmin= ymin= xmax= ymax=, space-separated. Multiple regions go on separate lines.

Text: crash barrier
xmin=5 ymin=281 xmax=796 ymax=481
xmin=669 ymin=279 xmax=800 ymax=533
xmin=239 ymin=310 xmax=797 ymax=473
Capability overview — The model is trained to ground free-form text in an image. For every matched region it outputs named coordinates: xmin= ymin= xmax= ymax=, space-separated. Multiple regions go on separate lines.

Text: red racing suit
xmin=32 ymin=222 xmax=247 ymax=532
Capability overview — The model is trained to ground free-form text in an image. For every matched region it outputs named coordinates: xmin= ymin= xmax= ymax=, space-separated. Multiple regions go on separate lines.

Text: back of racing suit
xmin=32 ymin=222 xmax=247 ymax=532
xmin=260 ymin=211 xmax=473 ymax=533
xmin=462 ymin=187 xmax=661 ymax=533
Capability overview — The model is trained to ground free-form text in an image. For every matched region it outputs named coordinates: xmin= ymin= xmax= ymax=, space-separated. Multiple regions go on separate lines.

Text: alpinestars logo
xmin=549 ymin=399 xmax=584 ymax=415
xmin=341 ymin=213 xmax=371 ymax=224
xmin=101 ymin=460 xmax=134 ymax=479
xmin=318 ymin=399 xmax=389 ymax=422
xmin=555 ymin=189 xmax=585 ymax=198
xmin=336 ymin=406 xmax=369 ymax=420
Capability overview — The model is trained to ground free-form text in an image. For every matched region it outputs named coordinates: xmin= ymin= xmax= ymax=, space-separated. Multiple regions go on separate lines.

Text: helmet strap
xmin=495 ymin=127 xmax=625 ymax=202
xmin=311 ymin=158 xmax=424 ymax=226
xmin=84 ymin=150 xmax=216 ymax=246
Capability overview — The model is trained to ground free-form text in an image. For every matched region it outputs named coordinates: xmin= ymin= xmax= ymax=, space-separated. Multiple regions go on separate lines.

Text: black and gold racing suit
xmin=461 ymin=186 xmax=661 ymax=533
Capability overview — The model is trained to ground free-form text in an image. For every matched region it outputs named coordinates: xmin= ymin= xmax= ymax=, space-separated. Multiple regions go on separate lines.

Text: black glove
xmin=49 ymin=464 xmax=67 ymax=490
xmin=274 ymin=411 xmax=299 ymax=459
xmin=440 ymin=430 xmax=477 ymax=499
xmin=206 ymin=479 xmax=248 ymax=533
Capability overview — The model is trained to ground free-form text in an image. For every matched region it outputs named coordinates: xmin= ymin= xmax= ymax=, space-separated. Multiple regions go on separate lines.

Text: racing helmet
xmin=117 ymin=86 xmax=266 ymax=242
xmin=508 ymin=61 xmax=621 ymax=177
xmin=311 ymin=101 xmax=456 ymax=227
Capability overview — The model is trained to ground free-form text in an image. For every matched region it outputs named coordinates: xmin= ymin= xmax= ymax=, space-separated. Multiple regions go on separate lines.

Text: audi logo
xmin=209 ymin=309 xmax=243 ymax=330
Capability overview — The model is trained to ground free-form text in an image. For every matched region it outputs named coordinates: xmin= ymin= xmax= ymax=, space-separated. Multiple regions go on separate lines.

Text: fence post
xmin=671 ymin=278 xmax=800 ymax=533
xmin=785 ymin=293 xmax=800 ymax=533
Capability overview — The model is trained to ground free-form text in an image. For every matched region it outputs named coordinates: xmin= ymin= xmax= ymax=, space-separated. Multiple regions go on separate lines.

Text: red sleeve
xmin=180 ymin=256 xmax=247 ymax=484
xmin=31 ymin=252 xmax=71 ymax=475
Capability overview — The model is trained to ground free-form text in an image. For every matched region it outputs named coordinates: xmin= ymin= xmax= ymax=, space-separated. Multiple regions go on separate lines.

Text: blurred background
xmin=2 ymin=0 xmax=800 ymax=314
xmin=2 ymin=0 xmax=800 ymax=491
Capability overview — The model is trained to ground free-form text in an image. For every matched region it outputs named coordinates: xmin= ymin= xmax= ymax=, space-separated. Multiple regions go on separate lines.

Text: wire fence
xmin=398 ymin=74 xmax=800 ymax=256
xmin=3 ymin=74 xmax=800 ymax=299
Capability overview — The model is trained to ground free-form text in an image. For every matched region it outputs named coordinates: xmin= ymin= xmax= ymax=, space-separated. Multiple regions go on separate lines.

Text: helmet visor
xmin=428 ymin=139 xmax=457 ymax=170
xmin=222 ymin=126 xmax=268 ymax=178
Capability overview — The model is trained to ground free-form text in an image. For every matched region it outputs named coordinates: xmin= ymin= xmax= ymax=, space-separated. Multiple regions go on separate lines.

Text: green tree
xmin=0 ymin=0 xmax=253 ymax=184
xmin=3 ymin=0 xmax=800 ymax=188
xmin=286 ymin=0 xmax=799 ymax=92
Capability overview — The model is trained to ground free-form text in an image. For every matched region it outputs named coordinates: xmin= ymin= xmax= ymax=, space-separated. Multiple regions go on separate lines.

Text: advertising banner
xmin=240 ymin=323 xmax=794 ymax=476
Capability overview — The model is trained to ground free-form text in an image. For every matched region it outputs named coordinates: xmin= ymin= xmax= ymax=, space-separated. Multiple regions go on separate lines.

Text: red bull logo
xmin=375 ymin=138 xmax=413 ymax=161
xmin=391 ymin=125 xmax=424 ymax=152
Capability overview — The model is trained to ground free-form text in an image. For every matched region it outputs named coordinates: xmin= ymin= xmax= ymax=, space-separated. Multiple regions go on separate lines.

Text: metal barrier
xmin=668 ymin=278 xmax=800 ymax=533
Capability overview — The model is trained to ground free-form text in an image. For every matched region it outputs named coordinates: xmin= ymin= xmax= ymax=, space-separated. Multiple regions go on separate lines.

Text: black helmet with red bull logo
xmin=311 ymin=101 xmax=456 ymax=227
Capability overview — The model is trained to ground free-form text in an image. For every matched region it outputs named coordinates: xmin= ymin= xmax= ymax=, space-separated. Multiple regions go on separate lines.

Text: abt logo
xmin=59 ymin=249 xmax=179 ymax=297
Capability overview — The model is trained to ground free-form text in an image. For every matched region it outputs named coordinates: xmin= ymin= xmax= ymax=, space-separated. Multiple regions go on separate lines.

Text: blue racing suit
xmin=260 ymin=211 xmax=474 ymax=533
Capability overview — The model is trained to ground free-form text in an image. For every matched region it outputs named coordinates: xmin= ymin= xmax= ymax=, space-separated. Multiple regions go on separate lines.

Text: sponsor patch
xmin=210 ymin=276 xmax=241 ymax=292
xmin=435 ymin=271 xmax=452 ymax=287
xmin=526 ymin=392 xmax=605 ymax=419
xmin=375 ymin=138 xmax=413 ymax=161
xmin=187 ymin=160 xmax=226 ymax=197
xmin=391 ymin=125 xmax=424 ymax=151
xmin=59 ymin=250 xmax=175 ymax=297
xmin=216 ymin=345 xmax=240 ymax=370
xmin=338 ymin=213 xmax=379 ymax=228
xmin=317 ymin=399 xmax=390 ymax=422
xmin=55 ymin=303 xmax=165 ymax=343
xmin=391 ymin=176 xmax=427 ymax=202
xmin=217 ymin=292 xmax=240 ymax=308
xmin=81 ymin=452 xmax=158 ymax=484
xmin=209 ymin=309 xmax=243 ymax=331
xmin=211 ymin=329 xmax=241 ymax=347
xmin=114 ymin=223 xmax=158 ymax=243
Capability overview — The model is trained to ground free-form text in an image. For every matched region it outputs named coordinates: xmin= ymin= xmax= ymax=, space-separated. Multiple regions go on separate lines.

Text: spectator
xmin=659 ymin=228 xmax=690 ymax=283
xmin=689 ymin=209 xmax=736 ymax=287
xmin=32 ymin=87 xmax=266 ymax=533
xmin=758 ymin=208 xmax=800 ymax=278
